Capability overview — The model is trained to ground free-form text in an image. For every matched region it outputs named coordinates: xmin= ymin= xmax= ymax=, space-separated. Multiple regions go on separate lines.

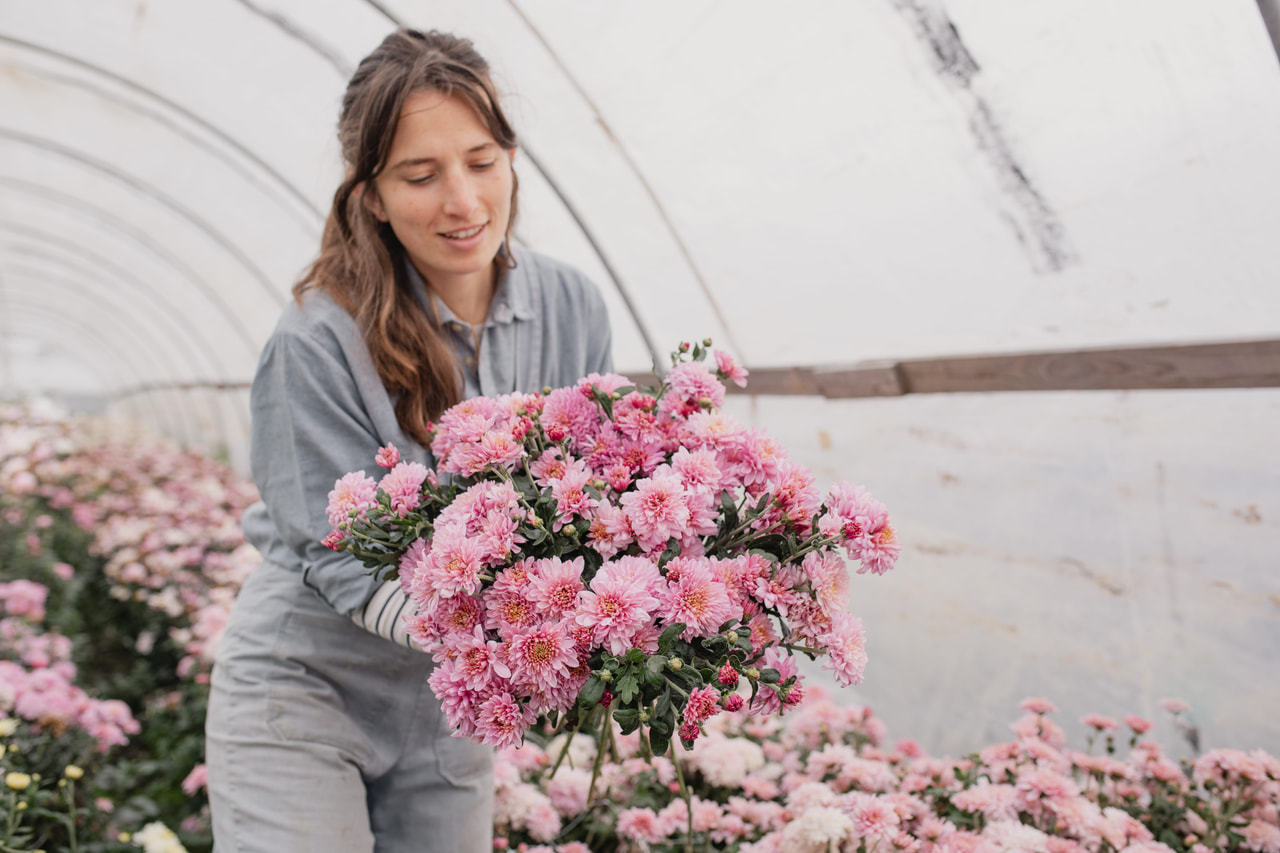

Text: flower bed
xmin=0 ymin=403 xmax=256 ymax=851
xmin=493 ymin=691 xmax=1280 ymax=853
xmin=3 ymin=402 xmax=1278 ymax=853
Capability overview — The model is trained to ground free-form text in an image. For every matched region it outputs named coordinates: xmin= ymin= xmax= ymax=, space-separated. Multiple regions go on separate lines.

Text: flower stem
xmin=585 ymin=707 xmax=610 ymax=808
xmin=64 ymin=779 xmax=78 ymax=853
xmin=670 ymin=740 xmax=694 ymax=853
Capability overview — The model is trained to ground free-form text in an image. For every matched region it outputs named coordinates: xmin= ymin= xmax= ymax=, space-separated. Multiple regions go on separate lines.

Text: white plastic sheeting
xmin=2 ymin=1 xmax=1278 ymax=754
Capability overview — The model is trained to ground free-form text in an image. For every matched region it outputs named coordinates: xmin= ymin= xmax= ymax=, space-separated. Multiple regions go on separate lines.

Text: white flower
xmin=778 ymin=806 xmax=853 ymax=853
xmin=132 ymin=821 xmax=189 ymax=853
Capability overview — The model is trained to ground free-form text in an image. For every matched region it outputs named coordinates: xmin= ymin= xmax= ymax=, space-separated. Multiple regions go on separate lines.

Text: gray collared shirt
xmin=241 ymin=247 xmax=613 ymax=614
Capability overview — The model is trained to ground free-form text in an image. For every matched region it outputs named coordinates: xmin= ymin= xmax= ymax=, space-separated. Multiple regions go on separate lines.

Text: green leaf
xmin=578 ymin=676 xmax=605 ymax=709
xmin=655 ymin=686 xmax=673 ymax=722
xmin=613 ymin=708 xmax=640 ymax=734
xmin=658 ymin=623 xmax=686 ymax=654
xmin=617 ymin=673 xmax=639 ymax=704
xmin=648 ymin=726 xmax=671 ymax=759
xmin=625 ymin=648 xmax=645 ymax=665
xmin=658 ymin=536 xmax=681 ymax=566
xmin=759 ymin=667 xmax=781 ymax=684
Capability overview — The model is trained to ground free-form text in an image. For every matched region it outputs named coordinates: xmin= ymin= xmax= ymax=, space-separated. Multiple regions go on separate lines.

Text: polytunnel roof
xmin=5 ymin=0 xmax=1280 ymax=759
xmin=3 ymin=0 xmax=1280 ymax=440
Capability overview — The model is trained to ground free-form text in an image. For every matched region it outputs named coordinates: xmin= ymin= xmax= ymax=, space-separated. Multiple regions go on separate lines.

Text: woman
xmin=205 ymin=29 xmax=613 ymax=852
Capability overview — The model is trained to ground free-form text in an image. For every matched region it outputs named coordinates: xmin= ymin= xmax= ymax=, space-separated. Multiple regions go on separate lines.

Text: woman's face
xmin=366 ymin=89 xmax=514 ymax=291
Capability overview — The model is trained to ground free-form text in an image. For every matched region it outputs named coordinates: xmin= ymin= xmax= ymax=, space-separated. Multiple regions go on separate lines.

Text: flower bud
xmin=5 ymin=772 xmax=31 ymax=791
xmin=64 ymin=765 xmax=84 ymax=781
xmin=702 ymin=338 xmax=713 ymax=347
xmin=679 ymin=342 xmax=690 ymax=353
xmin=745 ymin=667 xmax=761 ymax=680
xmin=667 ymin=658 xmax=683 ymax=671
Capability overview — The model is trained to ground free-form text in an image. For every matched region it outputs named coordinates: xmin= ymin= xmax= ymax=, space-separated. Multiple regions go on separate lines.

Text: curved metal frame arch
xmin=0 ymin=128 xmax=286 ymax=310
xmin=0 ymin=226 xmax=238 ymax=377
xmin=1 ymin=300 xmax=191 ymax=444
xmin=0 ymin=35 xmax=324 ymax=226
xmin=0 ymin=178 xmax=261 ymax=354
xmin=1 ymin=259 xmax=239 ymax=446
xmin=3 ymin=261 xmax=208 ymax=383
xmin=2 ymin=257 xmax=245 ymax=448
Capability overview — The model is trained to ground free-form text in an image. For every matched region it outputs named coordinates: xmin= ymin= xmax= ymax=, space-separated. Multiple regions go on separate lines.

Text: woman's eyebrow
xmin=389 ymin=143 xmax=498 ymax=171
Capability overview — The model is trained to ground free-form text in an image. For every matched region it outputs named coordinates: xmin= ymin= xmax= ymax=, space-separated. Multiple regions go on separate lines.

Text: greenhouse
xmin=1 ymin=1 xmax=1278 ymax=851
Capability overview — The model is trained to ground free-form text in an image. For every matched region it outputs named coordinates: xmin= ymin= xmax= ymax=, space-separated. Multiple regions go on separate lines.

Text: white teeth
xmin=444 ymin=225 xmax=483 ymax=239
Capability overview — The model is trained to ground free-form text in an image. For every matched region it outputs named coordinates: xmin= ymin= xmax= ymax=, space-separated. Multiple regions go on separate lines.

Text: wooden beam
xmin=112 ymin=339 xmax=1280 ymax=401
xmin=631 ymin=339 xmax=1280 ymax=398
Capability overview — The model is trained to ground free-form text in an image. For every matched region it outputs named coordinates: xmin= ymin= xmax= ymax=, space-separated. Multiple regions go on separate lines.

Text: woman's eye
xmin=406 ymin=174 xmax=436 ymax=185
xmin=471 ymin=160 xmax=497 ymax=171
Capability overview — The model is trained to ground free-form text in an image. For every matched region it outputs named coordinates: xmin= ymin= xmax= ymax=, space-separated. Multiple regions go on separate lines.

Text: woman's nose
xmin=441 ymin=170 xmax=480 ymax=219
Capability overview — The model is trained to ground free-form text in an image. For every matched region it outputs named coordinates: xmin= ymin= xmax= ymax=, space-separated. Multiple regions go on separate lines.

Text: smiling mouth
xmin=442 ymin=224 xmax=485 ymax=239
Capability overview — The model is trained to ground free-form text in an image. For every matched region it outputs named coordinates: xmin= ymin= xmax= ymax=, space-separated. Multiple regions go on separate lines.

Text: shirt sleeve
xmin=584 ymin=278 xmax=615 ymax=376
xmin=248 ymin=325 xmax=386 ymax=616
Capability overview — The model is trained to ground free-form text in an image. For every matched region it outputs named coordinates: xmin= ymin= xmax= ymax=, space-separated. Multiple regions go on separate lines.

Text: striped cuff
xmin=349 ymin=580 xmax=419 ymax=651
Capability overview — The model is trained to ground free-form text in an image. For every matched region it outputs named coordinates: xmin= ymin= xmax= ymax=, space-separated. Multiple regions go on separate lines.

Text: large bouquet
xmin=326 ymin=342 xmax=899 ymax=761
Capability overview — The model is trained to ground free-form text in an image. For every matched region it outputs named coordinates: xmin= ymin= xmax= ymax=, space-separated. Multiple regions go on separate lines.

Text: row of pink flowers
xmin=0 ymin=579 xmax=140 ymax=751
xmin=493 ymin=690 xmax=1280 ymax=853
xmin=1 ymin=407 xmax=260 ymax=680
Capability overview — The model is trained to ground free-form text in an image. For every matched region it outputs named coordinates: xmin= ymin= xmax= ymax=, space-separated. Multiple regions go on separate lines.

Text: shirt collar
xmin=403 ymin=250 xmax=535 ymax=327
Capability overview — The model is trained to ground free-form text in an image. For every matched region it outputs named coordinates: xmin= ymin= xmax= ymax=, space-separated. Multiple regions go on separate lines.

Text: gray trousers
xmin=206 ymin=562 xmax=493 ymax=852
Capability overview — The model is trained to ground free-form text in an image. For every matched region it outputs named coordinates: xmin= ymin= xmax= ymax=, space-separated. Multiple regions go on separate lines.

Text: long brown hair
xmin=296 ymin=29 xmax=520 ymax=446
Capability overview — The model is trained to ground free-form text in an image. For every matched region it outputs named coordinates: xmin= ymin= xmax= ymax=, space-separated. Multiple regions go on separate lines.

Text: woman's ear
xmin=358 ymin=181 xmax=388 ymax=223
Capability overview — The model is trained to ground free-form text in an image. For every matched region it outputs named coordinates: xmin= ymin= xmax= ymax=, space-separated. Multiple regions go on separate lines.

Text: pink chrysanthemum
xmin=378 ymin=461 xmax=429 ymax=517
xmin=846 ymin=793 xmax=901 ymax=841
xmin=575 ymin=557 xmax=662 ymax=654
xmin=1080 ymin=713 xmax=1119 ymax=731
xmin=427 ymin=593 xmax=483 ymax=640
xmin=684 ymin=686 xmax=722 ymax=725
xmin=442 ymin=625 xmax=512 ymax=692
xmin=452 ymin=429 xmax=525 ymax=476
xmin=506 ymin=621 xmax=579 ymax=696
xmin=529 ymin=448 xmax=573 ymax=485
xmin=542 ymin=386 xmax=602 ymax=449
xmin=802 ymin=550 xmax=850 ymax=617
xmin=616 ymin=807 xmax=669 ymax=845
xmin=659 ymin=558 xmax=739 ymax=640
xmin=427 ymin=665 xmax=483 ymax=739
xmin=550 ymin=467 xmax=598 ymax=529
xmin=620 ymin=472 xmax=692 ymax=553
xmin=375 ymin=443 xmax=400 ymax=469
xmin=413 ymin=525 xmax=486 ymax=605
xmin=857 ymin=524 xmax=900 ymax=576
xmin=326 ymin=471 xmax=377 ymax=529
xmin=820 ymin=611 xmax=867 ymax=687
xmin=587 ymin=501 xmax=633 ymax=560
xmin=714 ymin=350 xmax=749 ymax=388
xmin=662 ymin=360 xmax=726 ymax=415
xmin=474 ymin=691 xmax=535 ymax=749
xmin=668 ymin=447 xmax=725 ymax=496
xmin=527 ymin=557 xmax=585 ymax=618
xmin=1018 ymin=697 xmax=1058 ymax=714
xmin=483 ymin=586 xmax=539 ymax=639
